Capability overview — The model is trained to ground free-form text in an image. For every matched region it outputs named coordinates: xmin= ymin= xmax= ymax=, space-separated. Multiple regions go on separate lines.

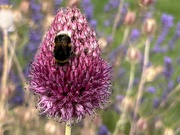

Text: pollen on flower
xmin=28 ymin=7 xmax=112 ymax=124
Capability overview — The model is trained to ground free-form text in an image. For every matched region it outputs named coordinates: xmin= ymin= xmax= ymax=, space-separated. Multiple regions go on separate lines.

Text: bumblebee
xmin=54 ymin=33 xmax=72 ymax=66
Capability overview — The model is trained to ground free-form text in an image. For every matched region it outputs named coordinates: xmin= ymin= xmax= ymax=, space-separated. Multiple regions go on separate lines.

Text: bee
xmin=54 ymin=32 xmax=72 ymax=66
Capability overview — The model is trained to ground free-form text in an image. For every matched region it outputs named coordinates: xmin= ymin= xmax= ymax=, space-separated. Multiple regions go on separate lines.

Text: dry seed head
xmin=143 ymin=18 xmax=156 ymax=35
xmin=0 ymin=6 xmax=14 ymax=30
xmin=127 ymin=46 xmax=141 ymax=64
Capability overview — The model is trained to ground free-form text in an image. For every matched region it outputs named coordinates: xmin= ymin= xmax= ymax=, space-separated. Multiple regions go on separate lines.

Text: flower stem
xmin=111 ymin=0 xmax=125 ymax=38
xmin=129 ymin=37 xmax=151 ymax=135
xmin=65 ymin=123 xmax=71 ymax=135
xmin=1 ymin=30 xmax=8 ymax=102
xmin=122 ymin=26 xmax=130 ymax=45
xmin=113 ymin=63 xmax=136 ymax=135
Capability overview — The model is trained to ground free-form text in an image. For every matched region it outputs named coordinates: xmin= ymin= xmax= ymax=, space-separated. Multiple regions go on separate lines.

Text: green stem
xmin=65 ymin=123 xmax=71 ymax=135
xmin=1 ymin=30 xmax=8 ymax=102
xmin=121 ymin=26 xmax=130 ymax=45
xmin=129 ymin=37 xmax=151 ymax=135
xmin=113 ymin=63 xmax=136 ymax=135
xmin=111 ymin=0 xmax=125 ymax=38
xmin=126 ymin=63 xmax=136 ymax=96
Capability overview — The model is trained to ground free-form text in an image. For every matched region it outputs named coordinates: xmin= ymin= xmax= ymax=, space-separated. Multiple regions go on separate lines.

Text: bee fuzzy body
xmin=53 ymin=33 xmax=72 ymax=66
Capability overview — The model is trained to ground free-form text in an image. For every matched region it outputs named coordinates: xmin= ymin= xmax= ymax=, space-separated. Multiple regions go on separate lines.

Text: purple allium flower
xmin=163 ymin=57 xmax=173 ymax=79
xmin=98 ymin=125 xmax=109 ymax=135
xmin=28 ymin=7 xmax=112 ymax=124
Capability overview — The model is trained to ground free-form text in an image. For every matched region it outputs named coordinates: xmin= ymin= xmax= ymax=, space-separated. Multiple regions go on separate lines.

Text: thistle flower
xmin=28 ymin=7 xmax=112 ymax=124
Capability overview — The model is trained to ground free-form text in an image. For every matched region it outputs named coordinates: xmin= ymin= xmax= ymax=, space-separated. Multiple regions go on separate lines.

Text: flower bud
xmin=0 ymin=5 xmax=14 ymax=30
xmin=44 ymin=121 xmax=56 ymax=134
xmin=140 ymin=0 xmax=153 ymax=7
xmin=127 ymin=46 xmax=141 ymax=63
xmin=137 ymin=118 xmax=148 ymax=131
xmin=155 ymin=119 xmax=163 ymax=129
xmin=145 ymin=66 xmax=163 ymax=82
xmin=13 ymin=10 xmax=23 ymax=24
xmin=121 ymin=97 xmax=134 ymax=111
xmin=124 ymin=11 xmax=136 ymax=25
xmin=143 ymin=18 xmax=156 ymax=35
xmin=98 ymin=37 xmax=108 ymax=49
xmin=164 ymin=128 xmax=174 ymax=135
xmin=19 ymin=0 xmax=30 ymax=14
xmin=67 ymin=0 xmax=80 ymax=7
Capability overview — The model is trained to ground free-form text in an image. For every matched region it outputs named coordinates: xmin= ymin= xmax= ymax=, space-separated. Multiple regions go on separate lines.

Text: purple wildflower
xmin=104 ymin=0 xmax=120 ymax=12
xmin=153 ymin=98 xmax=160 ymax=108
xmin=8 ymin=85 xmax=24 ymax=108
xmin=28 ymin=7 xmax=112 ymax=124
xmin=116 ymin=95 xmax=124 ymax=102
xmin=161 ymin=14 xmax=174 ymax=27
xmin=24 ymin=0 xmax=43 ymax=58
xmin=163 ymin=57 xmax=173 ymax=79
xmin=103 ymin=0 xmax=128 ymax=28
xmin=168 ymin=22 xmax=180 ymax=49
xmin=167 ymin=80 xmax=174 ymax=90
xmin=98 ymin=125 xmax=109 ymax=135
xmin=0 ymin=0 xmax=9 ymax=5
xmin=81 ymin=0 xmax=97 ymax=29
xmin=129 ymin=29 xmax=141 ymax=43
xmin=146 ymin=86 xmax=156 ymax=93
xmin=54 ymin=0 xmax=63 ymax=14
xmin=177 ymin=76 xmax=180 ymax=83
xmin=118 ymin=68 xmax=126 ymax=78
xmin=153 ymin=14 xmax=174 ymax=52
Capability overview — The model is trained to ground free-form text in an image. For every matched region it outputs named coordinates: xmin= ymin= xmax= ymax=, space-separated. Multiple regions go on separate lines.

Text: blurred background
xmin=0 ymin=0 xmax=180 ymax=135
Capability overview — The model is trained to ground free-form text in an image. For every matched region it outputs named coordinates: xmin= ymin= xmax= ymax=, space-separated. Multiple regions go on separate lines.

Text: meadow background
xmin=0 ymin=0 xmax=180 ymax=135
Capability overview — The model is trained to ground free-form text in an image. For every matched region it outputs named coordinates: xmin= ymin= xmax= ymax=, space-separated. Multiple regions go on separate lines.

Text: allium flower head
xmin=28 ymin=7 xmax=112 ymax=124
